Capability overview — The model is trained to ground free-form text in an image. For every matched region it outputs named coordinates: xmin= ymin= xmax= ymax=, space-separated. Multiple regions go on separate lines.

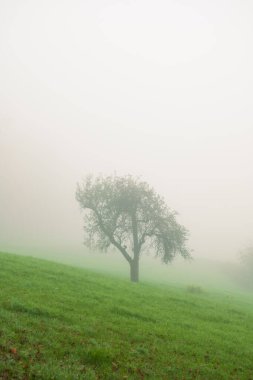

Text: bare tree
xmin=76 ymin=175 xmax=191 ymax=282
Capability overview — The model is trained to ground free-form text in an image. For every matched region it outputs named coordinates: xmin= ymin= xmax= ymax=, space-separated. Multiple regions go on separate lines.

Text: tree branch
xmin=93 ymin=209 xmax=132 ymax=264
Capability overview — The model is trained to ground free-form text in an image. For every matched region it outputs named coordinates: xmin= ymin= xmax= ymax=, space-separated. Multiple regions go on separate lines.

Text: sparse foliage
xmin=240 ymin=246 xmax=253 ymax=271
xmin=76 ymin=175 xmax=191 ymax=282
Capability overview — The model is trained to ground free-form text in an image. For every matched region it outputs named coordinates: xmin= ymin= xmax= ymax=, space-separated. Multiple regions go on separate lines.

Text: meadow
xmin=0 ymin=251 xmax=253 ymax=379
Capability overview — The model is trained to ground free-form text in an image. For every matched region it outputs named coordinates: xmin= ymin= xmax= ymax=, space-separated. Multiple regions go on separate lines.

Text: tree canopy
xmin=76 ymin=174 xmax=191 ymax=282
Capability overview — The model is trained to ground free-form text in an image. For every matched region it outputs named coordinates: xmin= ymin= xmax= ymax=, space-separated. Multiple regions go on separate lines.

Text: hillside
xmin=6 ymin=245 xmax=242 ymax=292
xmin=0 ymin=252 xmax=253 ymax=379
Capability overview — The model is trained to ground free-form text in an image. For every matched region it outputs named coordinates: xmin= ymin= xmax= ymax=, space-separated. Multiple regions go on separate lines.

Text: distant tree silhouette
xmin=240 ymin=246 xmax=253 ymax=272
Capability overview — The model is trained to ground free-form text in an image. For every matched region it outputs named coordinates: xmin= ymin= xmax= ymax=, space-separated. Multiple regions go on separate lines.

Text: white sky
xmin=0 ymin=0 xmax=253 ymax=261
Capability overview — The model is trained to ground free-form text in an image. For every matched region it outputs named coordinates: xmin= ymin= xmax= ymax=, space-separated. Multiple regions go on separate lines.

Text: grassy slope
xmin=8 ymin=245 xmax=241 ymax=292
xmin=0 ymin=252 xmax=253 ymax=380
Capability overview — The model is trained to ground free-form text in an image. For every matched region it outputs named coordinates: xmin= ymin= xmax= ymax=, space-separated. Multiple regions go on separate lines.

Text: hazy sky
xmin=1 ymin=0 xmax=253 ymax=261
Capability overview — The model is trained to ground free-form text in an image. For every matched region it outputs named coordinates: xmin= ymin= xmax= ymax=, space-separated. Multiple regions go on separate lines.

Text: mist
xmin=2 ymin=3 xmax=253 ymax=377
xmin=1 ymin=0 xmax=253 ymax=271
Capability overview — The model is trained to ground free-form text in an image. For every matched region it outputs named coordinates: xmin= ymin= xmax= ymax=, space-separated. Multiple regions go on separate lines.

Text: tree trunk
xmin=130 ymin=259 xmax=139 ymax=283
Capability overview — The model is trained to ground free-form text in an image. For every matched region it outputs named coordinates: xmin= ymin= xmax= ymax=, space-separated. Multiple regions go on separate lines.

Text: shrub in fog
xmin=186 ymin=285 xmax=204 ymax=294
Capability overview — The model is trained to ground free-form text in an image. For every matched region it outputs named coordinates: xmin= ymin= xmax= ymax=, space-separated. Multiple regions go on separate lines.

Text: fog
xmin=1 ymin=0 xmax=253 ymax=268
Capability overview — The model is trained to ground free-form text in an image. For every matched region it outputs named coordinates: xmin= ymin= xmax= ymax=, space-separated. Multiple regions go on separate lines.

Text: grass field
xmin=5 ymin=244 xmax=243 ymax=292
xmin=0 ymin=251 xmax=253 ymax=379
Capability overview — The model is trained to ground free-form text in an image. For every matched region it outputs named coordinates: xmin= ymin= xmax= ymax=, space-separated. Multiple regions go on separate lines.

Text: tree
xmin=240 ymin=246 xmax=253 ymax=274
xmin=76 ymin=175 xmax=191 ymax=282
xmin=238 ymin=246 xmax=253 ymax=289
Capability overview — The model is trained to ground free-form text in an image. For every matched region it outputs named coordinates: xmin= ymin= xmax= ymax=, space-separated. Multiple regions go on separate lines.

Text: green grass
xmin=0 ymin=252 xmax=253 ymax=379
xmin=7 ymin=244 xmax=242 ymax=292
